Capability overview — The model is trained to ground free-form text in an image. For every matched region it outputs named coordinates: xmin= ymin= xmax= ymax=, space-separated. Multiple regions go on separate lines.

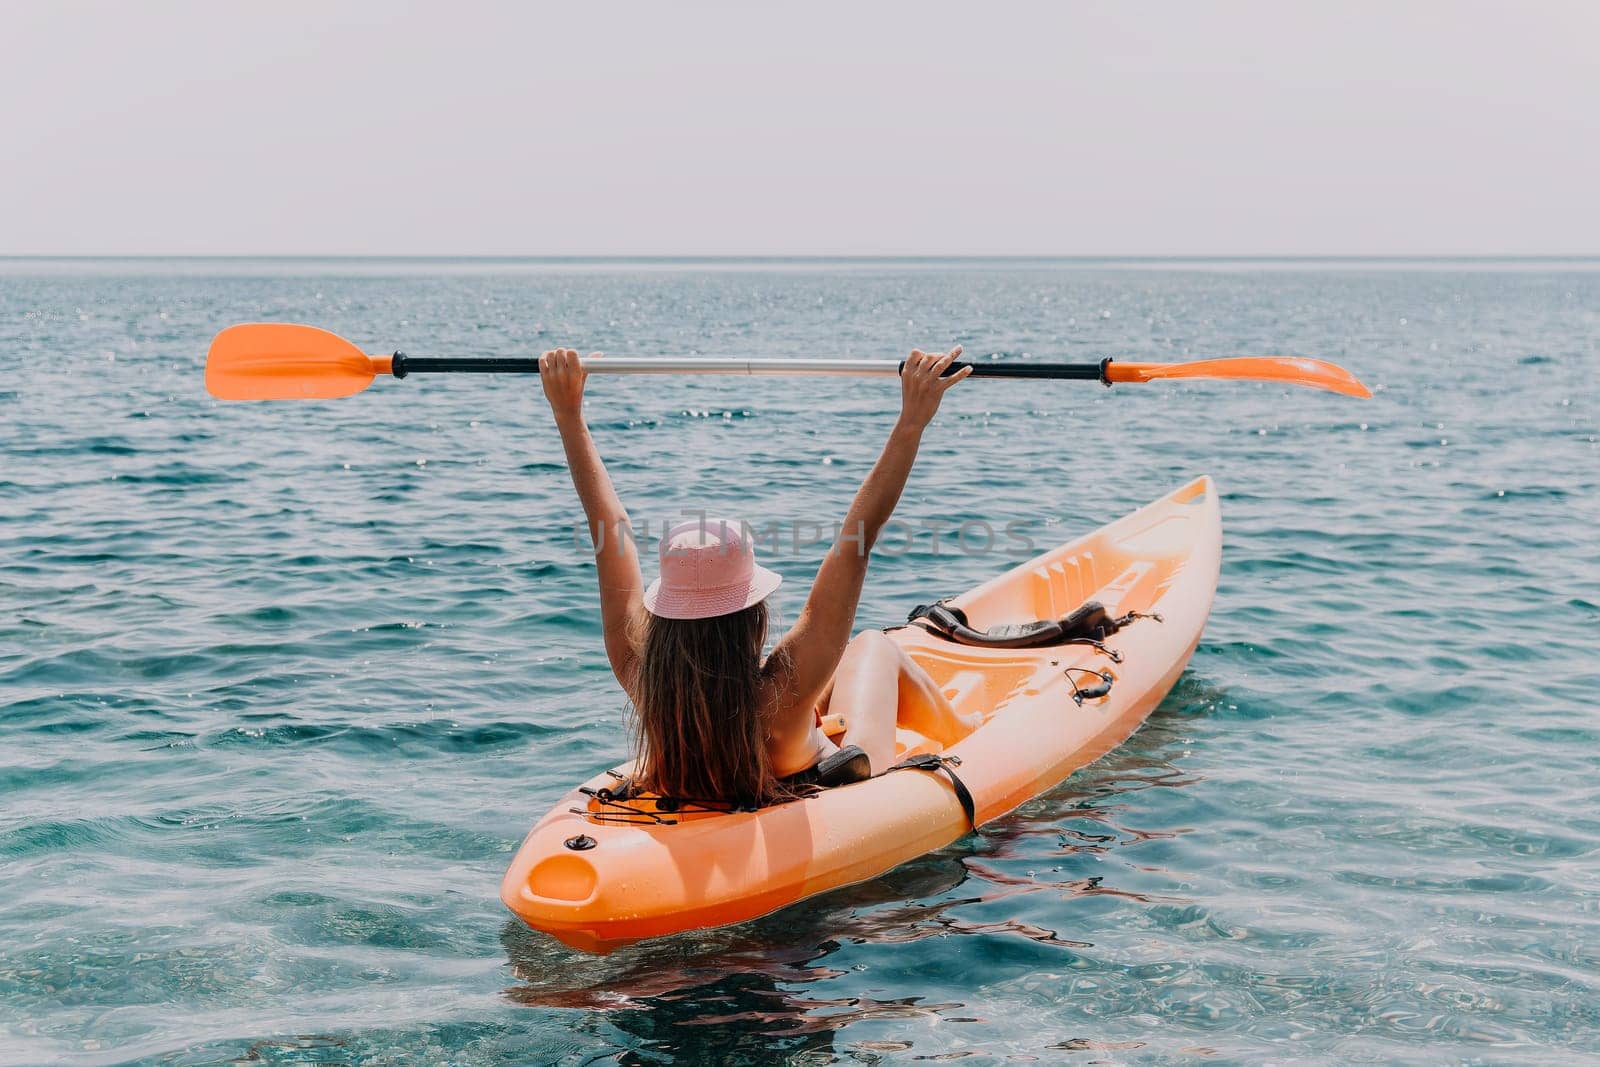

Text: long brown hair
xmin=631 ymin=601 xmax=789 ymax=806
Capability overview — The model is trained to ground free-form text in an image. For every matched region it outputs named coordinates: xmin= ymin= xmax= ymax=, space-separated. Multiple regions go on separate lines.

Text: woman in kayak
xmin=539 ymin=345 xmax=975 ymax=805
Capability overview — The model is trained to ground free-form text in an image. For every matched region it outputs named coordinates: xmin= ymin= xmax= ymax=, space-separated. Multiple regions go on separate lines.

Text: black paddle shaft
xmin=935 ymin=358 xmax=1111 ymax=383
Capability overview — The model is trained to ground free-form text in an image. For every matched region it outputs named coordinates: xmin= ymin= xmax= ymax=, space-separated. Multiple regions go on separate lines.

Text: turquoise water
xmin=2 ymin=259 xmax=1597 ymax=1064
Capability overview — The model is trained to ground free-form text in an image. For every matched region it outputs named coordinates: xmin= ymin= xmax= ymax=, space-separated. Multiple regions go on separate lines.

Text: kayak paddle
xmin=205 ymin=322 xmax=1373 ymax=401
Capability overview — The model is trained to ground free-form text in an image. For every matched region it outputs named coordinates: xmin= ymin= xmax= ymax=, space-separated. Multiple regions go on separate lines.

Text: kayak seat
xmin=781 ymin=744 xmax=872 ymax=790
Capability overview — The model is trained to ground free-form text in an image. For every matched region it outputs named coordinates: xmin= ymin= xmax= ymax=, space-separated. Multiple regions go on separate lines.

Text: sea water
xmin=1 ymin=259 xmax=1596 ymax=1063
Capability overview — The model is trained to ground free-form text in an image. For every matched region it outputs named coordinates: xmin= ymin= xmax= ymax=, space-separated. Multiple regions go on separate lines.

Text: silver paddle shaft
xmin=582 ymin=358 xmax=902 ymax=376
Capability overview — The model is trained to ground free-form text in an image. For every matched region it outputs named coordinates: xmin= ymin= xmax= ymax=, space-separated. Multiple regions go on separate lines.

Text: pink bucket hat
xmin=643 ymin=517 xmax=782 ymax=621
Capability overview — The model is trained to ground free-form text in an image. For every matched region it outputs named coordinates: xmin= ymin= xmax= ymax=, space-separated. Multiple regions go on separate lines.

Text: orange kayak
xmin=502 ymin=476 xmax=1222 ymax=952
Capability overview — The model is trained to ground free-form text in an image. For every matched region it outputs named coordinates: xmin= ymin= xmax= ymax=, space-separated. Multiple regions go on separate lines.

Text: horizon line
xmin=3 ymin=252 xmax=1600 ymax=262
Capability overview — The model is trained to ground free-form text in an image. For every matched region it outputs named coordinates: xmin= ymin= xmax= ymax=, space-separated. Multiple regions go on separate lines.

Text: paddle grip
xmin=904 ymin=358 xmax=1113 ymax=384
xmin=391 ymin=352 xmax=544 ymax=378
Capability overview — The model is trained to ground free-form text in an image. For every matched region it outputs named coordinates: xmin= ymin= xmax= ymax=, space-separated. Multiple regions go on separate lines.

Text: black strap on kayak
xmin=888 ymin=753 xmax=978 ymax=831
xmin=1063 ymin=666 xmax=1115 ymax=705
xmin=902 ymin=599 xmax=1160 ymax=655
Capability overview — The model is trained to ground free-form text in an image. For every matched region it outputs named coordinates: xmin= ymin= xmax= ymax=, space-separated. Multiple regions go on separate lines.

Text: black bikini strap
xmin=889 ymin=753 xmax=978 ymax=831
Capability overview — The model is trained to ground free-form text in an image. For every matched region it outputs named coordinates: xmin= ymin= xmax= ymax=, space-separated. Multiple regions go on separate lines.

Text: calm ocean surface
xmin=2 ymin=259 xmax=1597 ymax=1064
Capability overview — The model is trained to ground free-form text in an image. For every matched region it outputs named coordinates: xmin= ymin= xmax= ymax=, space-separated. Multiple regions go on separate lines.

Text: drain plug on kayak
xmin=564 ymin=834 xmax=597 ymax=851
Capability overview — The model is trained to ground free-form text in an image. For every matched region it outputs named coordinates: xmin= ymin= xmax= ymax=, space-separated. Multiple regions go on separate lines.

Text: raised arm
xmin=766 ymin=347 xmax=970 ymax=730
xmin=540 ymin=348 xmax=644 ymax=692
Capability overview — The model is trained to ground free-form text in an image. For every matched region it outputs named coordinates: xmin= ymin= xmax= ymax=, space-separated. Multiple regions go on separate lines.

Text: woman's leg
xmin=829 ymin=630 xmax=977 ymax=772
xmin=827 ymin=632 xmax=901 ymax=772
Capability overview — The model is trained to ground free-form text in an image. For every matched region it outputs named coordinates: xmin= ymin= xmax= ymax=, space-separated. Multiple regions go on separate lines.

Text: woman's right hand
xmin=539 ymin=348 xmax=597 ymax=422
xmin=898 ymin=345 xmax=970 ymax=429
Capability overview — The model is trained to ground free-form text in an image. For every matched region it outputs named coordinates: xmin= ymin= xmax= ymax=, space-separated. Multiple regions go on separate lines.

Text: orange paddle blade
xmin=1106 ymin=356 xmax=1372 ymax=398
xmin=205 ymin=323 xmax=391 ymax=401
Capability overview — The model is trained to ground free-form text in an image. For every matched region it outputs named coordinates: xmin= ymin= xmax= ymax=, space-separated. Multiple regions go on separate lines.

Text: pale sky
xmin=2 ymin=1 xmax=1597 ymax=256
